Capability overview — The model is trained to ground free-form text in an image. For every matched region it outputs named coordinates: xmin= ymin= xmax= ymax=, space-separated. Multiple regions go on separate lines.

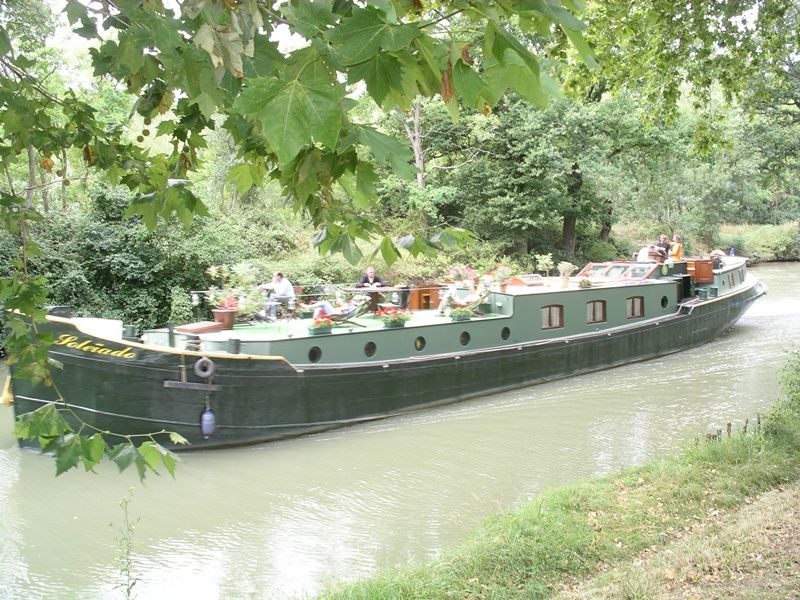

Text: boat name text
xmin=54 ymin=335 xmax=136 ymax=358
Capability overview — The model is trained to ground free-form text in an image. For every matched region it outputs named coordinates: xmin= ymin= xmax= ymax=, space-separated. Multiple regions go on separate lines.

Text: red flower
xmin=377 ymin=307 xmax=410 ymax=324
xmin=311 ymin=316 xmax=334 ymax=328
xmin=218 ymin=295 xmax=238 ymax=310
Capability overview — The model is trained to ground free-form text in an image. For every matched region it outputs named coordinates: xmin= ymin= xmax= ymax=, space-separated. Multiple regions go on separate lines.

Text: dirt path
xmin=558 ymin=483 xmax=800 ymax=599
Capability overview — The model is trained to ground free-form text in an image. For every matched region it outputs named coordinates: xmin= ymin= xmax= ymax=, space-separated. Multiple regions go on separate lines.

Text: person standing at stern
xmin=670 ymin=234 xmax=683 ymax=261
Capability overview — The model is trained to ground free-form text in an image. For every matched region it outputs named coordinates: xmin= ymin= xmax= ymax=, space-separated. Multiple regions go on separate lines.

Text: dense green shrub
xmin=26 ymin=186 xmax=212 ymax=327
xmin=168 ymin=287 xmax=195 ymax=325
xmin=717 ymin=223 xmax=800 ymax=261
xmin=583 ymin=239 xmax=620 ymax=262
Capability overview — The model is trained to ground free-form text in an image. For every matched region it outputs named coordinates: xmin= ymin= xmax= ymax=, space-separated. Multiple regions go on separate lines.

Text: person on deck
xmin=670 ymin=234 xmax=683 ymax=261
xmin=356 ymin=266 xmax=384 ymax=288
xmin=258 ymin=271 xmax=296 ymax=318
xmin=656 ymin=233 xmax=671 ymax=258
xmin=301 ymin=298 xmax=357 ymax=319
xmin=636 ymin=245 xmax=664 ymax=263
xmin=437 ymin=277 xmax=487 ymax=316
xmin=356 ymin=266 xmax=385 ymax=311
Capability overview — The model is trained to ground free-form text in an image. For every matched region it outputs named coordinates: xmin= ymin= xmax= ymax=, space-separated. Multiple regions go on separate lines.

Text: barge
xmin=9 ymin=256 xmax=765 ymax=449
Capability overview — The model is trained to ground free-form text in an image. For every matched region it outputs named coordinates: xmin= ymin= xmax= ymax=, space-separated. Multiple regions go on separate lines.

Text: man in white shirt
xmin=259 ymin=271 xmax=295 ymax=318
xmin=636 ymin=245 xmax=666 ymax=263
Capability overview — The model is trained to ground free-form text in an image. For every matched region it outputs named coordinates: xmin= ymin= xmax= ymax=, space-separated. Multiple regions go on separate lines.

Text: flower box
xmin=376 ymin=306 xmax=411 ymax=328
xmin=449 ymin=306 xmax=474 ymax=321
xmin=308 ymin=327 xmax=332 ymax=336
xmin=308 ymin=316 xmax=334 ymax=335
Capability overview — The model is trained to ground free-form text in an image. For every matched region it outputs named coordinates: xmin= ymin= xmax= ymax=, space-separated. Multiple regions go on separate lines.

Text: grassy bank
xmin=320 ymin=356 xmax=800 ymax=599
xmin=559 ymin=482 xmax=800 ymax=599
xmin=718 ymin=223 xmax=800 ymax=263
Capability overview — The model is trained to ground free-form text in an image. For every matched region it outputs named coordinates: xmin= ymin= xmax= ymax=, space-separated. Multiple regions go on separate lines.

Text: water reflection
xmin=0 ymin=263 xmax=798 ymax=599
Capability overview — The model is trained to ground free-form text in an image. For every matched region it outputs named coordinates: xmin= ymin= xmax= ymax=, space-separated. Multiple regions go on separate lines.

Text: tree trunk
xmin=412 ymin=102 xmax=425 ymax=189
xmin=229 ymin=185 xmax=238 ymax=211
xmin=562 ymin=163 xmax=582 ymax=258
xmin=512 ymin=237 xmax=528 ymax=254
xmin=562 ymin=214 xmax=577 ymax=259
xmin=39 ymin=170 xmax=49 ymax=214
xmin=599 ymin=200 xmax=613 ymax=241
xmin=25 ymin=145 xmax=36 ymax=207
xmin=397 ymin=102 xmax=427 ymax=227
xmin=61 ymin=148 xmax=68 ymax=210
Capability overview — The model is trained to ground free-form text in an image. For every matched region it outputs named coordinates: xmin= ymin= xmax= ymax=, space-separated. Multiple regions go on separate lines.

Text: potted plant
xmin=579 ymin=278 xmax=592 ymax=288
xmin=492 ymin=263 xmax=513 ymax=292
xmin=449 ymin=306 xmax=474 ymax=321
xmin=376 ymin=306 xmax=411 ymax=328
xmin=449 ymin=265 xmax=474 ymax=287
xmin=307 ymin=315 xmax=334 ymax=335
xmin=557 ymin=261 xmax=578 ymax=288
xmin=205 ymin=263 xmax=261 ymax=329
xmin=535 ymin=253 xmax=554 ymax=278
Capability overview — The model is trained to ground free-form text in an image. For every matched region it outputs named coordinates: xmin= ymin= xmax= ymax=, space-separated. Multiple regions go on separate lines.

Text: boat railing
xmin=189 ymin=282 xmax=450 ymax=313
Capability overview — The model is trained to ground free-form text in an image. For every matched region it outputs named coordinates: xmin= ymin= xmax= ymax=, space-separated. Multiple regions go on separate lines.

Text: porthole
xmin=459 ymin=331 xmax=470 ymax=346
xmin=364 ymin=341 xmax=376 ymax=357
xmin=501 ymin=327 xmax=510 ymax=340
xmin=661 ymin=296 xmax=668 ymax=308
xmin=308 ymin=346 xmax=321 ymax=363
xmin=414 ymin=336 xmax=426 ymax=351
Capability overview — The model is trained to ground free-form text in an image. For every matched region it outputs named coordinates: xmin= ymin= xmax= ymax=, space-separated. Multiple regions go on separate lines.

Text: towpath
xmin=558 ymin=483 xmax=800 ymax=599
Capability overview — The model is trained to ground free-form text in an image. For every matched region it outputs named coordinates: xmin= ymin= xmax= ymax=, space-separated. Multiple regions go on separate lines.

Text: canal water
xmin=1 ymin=263 xmax=798 ymax=599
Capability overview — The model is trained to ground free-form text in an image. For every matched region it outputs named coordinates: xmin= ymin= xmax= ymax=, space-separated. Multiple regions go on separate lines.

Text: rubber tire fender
xmin=193 ymin=357 xmax=216 ymax=379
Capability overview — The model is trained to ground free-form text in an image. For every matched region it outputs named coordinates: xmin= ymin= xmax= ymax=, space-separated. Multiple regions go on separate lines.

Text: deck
xmin=194 ymin=308 xmax=508 ymax=342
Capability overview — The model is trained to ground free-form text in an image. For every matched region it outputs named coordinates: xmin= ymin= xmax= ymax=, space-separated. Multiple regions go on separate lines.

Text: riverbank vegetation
xmin=321 ymin=353 xmax=800 ymax=599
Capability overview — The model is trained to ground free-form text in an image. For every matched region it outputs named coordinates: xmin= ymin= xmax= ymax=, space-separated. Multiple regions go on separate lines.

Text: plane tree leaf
xmin=325 ymin=6 xmax=421 ymax=66
xmin=235 ymin=75 xmax=344 ymax=164
xmin=356 ymin=125 xmax=416 ymax=179
xmin=81 ymin=434 xmax=107 ymax=471
xmin=452 ymin=60 xmax=490 ymax=109
xmin=350 ymin=52 xmax=404 ymax=108
xmin=379 ymin=236 xmax=401 ymax=265
xmin=55 ymin=435 xmax=83 ymax=476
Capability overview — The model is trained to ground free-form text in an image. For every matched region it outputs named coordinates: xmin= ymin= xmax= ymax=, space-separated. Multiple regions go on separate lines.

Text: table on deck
xmin=343 ymin=286 xmax=408 ymax=311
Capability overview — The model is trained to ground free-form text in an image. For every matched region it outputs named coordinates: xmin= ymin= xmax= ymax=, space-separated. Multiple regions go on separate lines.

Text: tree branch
xmin=421 ymin=10 xmax=464 ymax=29
xmin=0 ymin=58 xmax=65 ymax=106
xmin=3 ymin=162 xmax=17 ymax=196
xmin=428 ymin=150 xmax=481 ymax=170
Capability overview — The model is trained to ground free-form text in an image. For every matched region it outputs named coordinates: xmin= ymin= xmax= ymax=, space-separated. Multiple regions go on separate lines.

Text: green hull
xmin=11 ymin=277 xmax=765 ymax=450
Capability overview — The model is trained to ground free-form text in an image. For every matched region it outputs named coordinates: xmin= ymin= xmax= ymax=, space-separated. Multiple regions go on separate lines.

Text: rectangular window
xmin=586 ymin=300 xmax=606 ymax=324
xmin=626 ymin=296 xmax=644 ymax=318
xmin=739 ymin=270 xmax=745 ymax=284
xmin=728 ymin=274 xmax=735 ymax=287
xmin=541 ymin=305 xmax=563 ymax=329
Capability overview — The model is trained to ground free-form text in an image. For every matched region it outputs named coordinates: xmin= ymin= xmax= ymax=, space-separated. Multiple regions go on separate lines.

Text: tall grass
xmin=718 ymin=222 xmax=800 ymax=261
xmin=320 ymin=354 xmax=800 ymax=599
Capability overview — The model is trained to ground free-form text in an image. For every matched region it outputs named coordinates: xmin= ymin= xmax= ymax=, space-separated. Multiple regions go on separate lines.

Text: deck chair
xmin=440 ymin=286 xmax=491 ymax=316
xmin=329 ymin=297 xmax=371 ymax=328
xmin=463 ymin=287 xmax=491 ymax=315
